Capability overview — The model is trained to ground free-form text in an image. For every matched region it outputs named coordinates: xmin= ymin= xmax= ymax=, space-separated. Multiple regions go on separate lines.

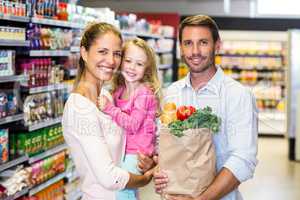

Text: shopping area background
xmin=0 ymin=0 xmax=299 ymax=199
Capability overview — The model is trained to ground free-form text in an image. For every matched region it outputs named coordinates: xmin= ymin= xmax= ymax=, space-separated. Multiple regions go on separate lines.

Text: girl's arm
xmin=101 ymin=91 xmax=157 ymax=133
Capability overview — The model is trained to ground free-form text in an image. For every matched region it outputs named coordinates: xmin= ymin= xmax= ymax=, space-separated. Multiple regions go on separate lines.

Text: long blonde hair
xmin=74 ymin=22 xmax=122 ymax=89
xmin=111 ymin=38 xmax=162 ymax=115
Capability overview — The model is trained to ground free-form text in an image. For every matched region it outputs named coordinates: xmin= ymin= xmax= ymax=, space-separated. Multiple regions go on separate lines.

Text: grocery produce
xmin=168 ymin=106 xmax=221 ymax=137
xmin=176 ymin=105 xmax=196 ymax=121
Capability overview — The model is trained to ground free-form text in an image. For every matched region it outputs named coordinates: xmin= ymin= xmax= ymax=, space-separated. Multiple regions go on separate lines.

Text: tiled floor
xmin=140 ymin=137 xmax=300 ymax=200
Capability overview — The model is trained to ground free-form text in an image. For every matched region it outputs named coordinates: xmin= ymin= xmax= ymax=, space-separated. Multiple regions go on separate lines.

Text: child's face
xmin=121 ymin=44 xmax=148 ymax=84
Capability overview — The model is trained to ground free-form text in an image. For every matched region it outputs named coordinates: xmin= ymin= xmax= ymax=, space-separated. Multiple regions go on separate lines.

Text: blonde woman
xmin=62 ymin=23 xmax=155 ymax=200
xmin=98 ymin=38 xmax=161 ymax=200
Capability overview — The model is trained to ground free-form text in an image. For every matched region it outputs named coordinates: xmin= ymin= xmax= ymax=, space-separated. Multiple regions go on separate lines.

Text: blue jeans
xmin=117 ymin=154 xmax=141 ymax=200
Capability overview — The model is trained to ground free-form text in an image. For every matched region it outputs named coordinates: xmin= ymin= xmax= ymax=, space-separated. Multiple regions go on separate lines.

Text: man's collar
xmin=179 ymin=66 xmax=224 ymax=95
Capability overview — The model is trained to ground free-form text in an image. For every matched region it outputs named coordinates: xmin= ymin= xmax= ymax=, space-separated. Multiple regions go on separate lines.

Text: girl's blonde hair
xmin=74 ymin=22 xmax=122 ymax=89
xmin=111 ymin=38 xmax=162 ymax=115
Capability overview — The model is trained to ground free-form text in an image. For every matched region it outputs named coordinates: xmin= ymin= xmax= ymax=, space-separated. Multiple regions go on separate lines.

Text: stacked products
xmin=0 ymin=1 xmax=27 ymax=17
xmin=0 ymin=151 xmax=66 ymax=198
xmin=0 ymin=129 xmax=8 ymax=164
xmin=0 ymin=89 xmax=18 ymax=119
xmin=27 ymin=24 xmax=73 ymax=50
xmin=0 ymin=26 xmax=26 ymax=41
xmin=0 ymin=50 xmax=15 ymax=76
xmin=18 ymin=58 xmax=64 ymax=88
xmin=10 ymin=125 xmax=64 ymax=158
xmin=23 ymin=91 xmax=64 ymax=125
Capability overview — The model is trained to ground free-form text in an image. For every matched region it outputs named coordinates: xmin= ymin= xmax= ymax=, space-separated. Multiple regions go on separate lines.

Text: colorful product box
xmin=0 ymin=129 xmax=9 ymax=164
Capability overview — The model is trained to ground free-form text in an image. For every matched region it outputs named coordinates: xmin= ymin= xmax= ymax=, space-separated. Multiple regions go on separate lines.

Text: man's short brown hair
xmin=179 ymin=15 xmax=220 ymax=43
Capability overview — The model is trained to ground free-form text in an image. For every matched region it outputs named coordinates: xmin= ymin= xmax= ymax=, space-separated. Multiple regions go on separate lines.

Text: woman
xmin=62 ymin=22 xmax=155 ymax=200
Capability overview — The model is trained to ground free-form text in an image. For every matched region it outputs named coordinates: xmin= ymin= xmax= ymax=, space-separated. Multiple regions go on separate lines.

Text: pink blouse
xmin=103 ymin=86 xmax=157 ymax=156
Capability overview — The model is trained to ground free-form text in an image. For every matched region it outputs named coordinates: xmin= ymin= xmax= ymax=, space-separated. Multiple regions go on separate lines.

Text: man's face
xmin=180 ymin=26 xmax=220 ymax=73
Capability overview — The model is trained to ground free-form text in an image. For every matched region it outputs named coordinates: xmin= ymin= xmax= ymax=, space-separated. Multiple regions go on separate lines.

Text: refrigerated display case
xmin=218 ymin=30 xmax=288 ymax=136
xmin=287 ymin=30 xmax=300 ymax=161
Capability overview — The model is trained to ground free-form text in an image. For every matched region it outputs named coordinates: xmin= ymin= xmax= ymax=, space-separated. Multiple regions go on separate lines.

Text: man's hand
xmin=153 ymin=169 xmax=168 ymax=194
xmin=137 ymin=152 xmax=155 ymax=173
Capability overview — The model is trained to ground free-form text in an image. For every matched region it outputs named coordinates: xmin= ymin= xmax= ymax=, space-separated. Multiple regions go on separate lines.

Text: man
xmin=154 ymin=15 xmax=258 ymax=200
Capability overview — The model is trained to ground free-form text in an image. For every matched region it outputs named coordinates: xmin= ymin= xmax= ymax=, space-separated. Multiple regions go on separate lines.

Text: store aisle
xmin=240 ymin=137 xmax=300 ymax=200
xmin=140 ymin=137 xmax=300 ymax=200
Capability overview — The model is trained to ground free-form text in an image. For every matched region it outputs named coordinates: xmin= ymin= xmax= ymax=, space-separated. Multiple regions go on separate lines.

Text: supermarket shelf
xmin=259 ymin=112 xmax=285 ymax=121
xmin=0 ymin=114 xmax=24 ymax=125
xmin=163 ymin=82 xmax=172 ymax=88
xmin=26 ymin=116 xmax=62 ymax=132
xmin=0 ymin=75 xmax=28 ymax=83
xmin=29 ymin=143 xmax=67 ymax=164
xmin=70 ymin=46 xmax=80 ymax=52
xmin=258 ymin=112 xmax=286 ymax=135
xmin=29 ymin=171 xmax=67 ymax=196
xmin=221 ymin=66 xmax=285 ymax=71
xmin=65 ymin=191 xmax=83 ymax=200
xmin=155 ymin=50 xmax=173 ymax=54
xmin=121 ymin=30 xmax=161 ymax=39
xmin=66 ymin=170 xmax=80 ymax=183
xmin=4 ymin=187 xmax=29 ymax=200
xmin=22 ymin=83 xmax=68 ymax=94
xmin=0 ymin=155 xmax=29 ymax=173
xmin=31 ymin=17 xmax=84 ymax=29
xmin=158 ymin=64 xmax=173 ymax=70
xmin=0 ymin=39 xmax=30 ymax=47
xmin=218 ymin=53 xmax=282 ymax=58
xmin=69 ymin=68 xmax=78 ymax=77
xmin=0 ymin=14 xmax=30 ymax=22
xmin=29 ymin=50 xmax=70 ymax=57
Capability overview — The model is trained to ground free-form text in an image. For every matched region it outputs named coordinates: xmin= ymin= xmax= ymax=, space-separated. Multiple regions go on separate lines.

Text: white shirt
xmin=164 ymin=67 xmax=258 ymax=200
xmin=62 ymin=93 xmax=129 ymax=200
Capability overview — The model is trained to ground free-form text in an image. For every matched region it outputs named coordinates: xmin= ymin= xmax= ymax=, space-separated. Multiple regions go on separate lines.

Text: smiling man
xmin=154 ymin=15 xmax=258 ymax=200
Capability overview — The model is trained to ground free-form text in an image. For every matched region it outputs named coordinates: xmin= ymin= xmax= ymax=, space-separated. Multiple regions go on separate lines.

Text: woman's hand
xmin=143 ymin=165 xmax=156 ymax=184
xmin=97 ymin=95 xmax=111 ymax=110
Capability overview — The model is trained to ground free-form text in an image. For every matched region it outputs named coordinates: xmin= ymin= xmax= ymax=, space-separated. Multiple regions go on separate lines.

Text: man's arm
xmin=196 ymin=168 xmax=240 ymax=200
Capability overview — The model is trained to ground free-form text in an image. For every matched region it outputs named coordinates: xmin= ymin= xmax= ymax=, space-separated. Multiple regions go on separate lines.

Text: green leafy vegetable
xmin=167 ymin=106 xmax=221 ymax=137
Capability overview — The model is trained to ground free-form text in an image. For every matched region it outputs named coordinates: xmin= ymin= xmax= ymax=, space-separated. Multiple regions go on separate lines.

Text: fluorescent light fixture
xmin=257 ymin=0 xmax=300 ymax=16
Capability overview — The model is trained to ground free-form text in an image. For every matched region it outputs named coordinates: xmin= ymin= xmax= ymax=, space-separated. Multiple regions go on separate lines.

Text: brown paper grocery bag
xmin=159 ymin=127 xmax=216 ymax=198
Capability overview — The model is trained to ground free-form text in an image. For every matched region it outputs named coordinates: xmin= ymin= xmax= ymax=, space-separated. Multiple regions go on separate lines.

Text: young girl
xmin=98 ymin=38 xmax=161 ymax=200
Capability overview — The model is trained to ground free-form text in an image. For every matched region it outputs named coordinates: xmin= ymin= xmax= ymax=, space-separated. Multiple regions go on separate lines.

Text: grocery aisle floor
xmin=140 ymin=137 xmax=300 ymax=200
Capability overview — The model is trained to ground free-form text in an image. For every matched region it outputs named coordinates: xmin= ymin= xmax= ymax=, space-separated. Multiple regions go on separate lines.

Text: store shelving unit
xmin=0 ymin=75 xmax=28 ymax=83
xmin=29 ymin=143 xmax=67 ymax=164
xmin=218 ymin=30 xmax=287 ymax=136
xmin=0 ymin=39 xmax=30 ymax=47
xmin=31 ymin=17 xmax=84 ymax=29
xmin=29 ymin=171 xmax=68 ymax=196
xmin=121 ymin=30 xmax=161 ymax=39
xmin=3 ymin=188 xmax=29 ymax=200
xmin=158 ymin=64 xmax=173 ymax=70
xmin=21 ymin=83 xmax=68 ymax=94
xmin=29 ymin=50 xmax=71 ymax=57
xmin=0 ymin=155 xmax=29 ymax=173
xmin=65 ymin=191 xmax=83 ymax=200
xmin=0 ymin=14 xmax=30 ymax=23
xmin=24 ymin=116 xmax=62 ymax=132
xmin=0 ymin=114 xmax=24 ymax=125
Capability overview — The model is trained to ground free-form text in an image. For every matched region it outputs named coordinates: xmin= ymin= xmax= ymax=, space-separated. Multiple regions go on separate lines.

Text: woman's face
xmin=81 ymin=32 xmax=122 ymax=82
